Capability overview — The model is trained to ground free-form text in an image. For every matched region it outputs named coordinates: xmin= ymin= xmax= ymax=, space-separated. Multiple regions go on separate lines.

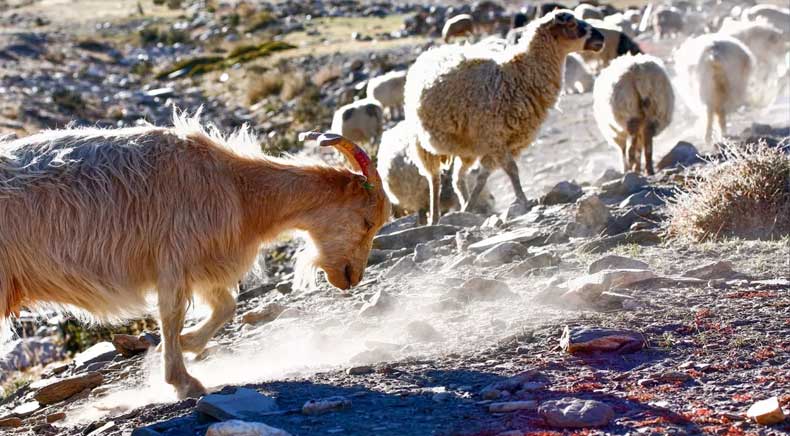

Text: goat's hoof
xmin=176 ymin=376 xmax=207 ymax=399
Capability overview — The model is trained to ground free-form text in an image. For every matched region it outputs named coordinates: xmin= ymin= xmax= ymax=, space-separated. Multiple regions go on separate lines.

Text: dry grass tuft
xmin=247 ymin=70 xmax=306 ymax=105
xmin=667 ymin=142 xmax=790 ymax=241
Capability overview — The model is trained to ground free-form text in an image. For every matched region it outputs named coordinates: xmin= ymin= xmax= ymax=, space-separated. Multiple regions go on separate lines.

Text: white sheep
xmin=330 ymin=99 xmax=383 ymax=154
xmin=376 ymin=121 xmax=493 ymax=221
xmin=405 ymin=10 xmax=605 ymax=223
xmin=674 ymin=34 xmax=754 ymax=146
xmin=564 ymin=53 xmax=595 ymax=94
xmin=366 ymin=70 xmax=407 ymax=121
xmin=442 ymin=14 xmax=475 ymax=43
xmin=593 ymin=54 xmax=674 ymax=175
xmin=742 ymin=4 xmax=789 ymax=35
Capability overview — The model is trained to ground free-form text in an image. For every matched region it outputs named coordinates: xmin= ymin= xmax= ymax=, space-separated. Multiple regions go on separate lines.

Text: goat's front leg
xmin=179 ymin=287 xmax=236 ymax=354
xmin=158 ymin=281 xmax=206 ymax=399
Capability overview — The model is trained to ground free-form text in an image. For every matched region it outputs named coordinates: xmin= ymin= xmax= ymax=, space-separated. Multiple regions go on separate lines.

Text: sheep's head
xmin=545 ymin=10 xmax=605 ymax=53
xmin=297 ymin=132 xmax=391 ymax=291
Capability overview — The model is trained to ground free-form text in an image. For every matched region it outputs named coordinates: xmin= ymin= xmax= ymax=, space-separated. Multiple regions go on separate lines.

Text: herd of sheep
xmin=329 ymin=1 xmax=789 ymax=224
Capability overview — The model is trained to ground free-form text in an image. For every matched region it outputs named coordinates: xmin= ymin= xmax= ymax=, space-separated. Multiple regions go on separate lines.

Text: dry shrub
xmin=667 ymin=142 xmax=790 ymax=241
xmin=247 ymin=71 xmax=283 ymax=105
xmin=312 ymin=65 xmax=342 ymax=88
xmin=281 ymin=72 xmax=306 ymax=100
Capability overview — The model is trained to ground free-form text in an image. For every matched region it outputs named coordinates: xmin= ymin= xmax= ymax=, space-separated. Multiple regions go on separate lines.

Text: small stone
xmin=681 ymin=261 xmax=737 ymax=280
xmin=46 ymin=412 xmax=66 ymax=423
xmin=653 ymin=371 xmax=691 ymax=383
xmin=373 ymin=225 xmax=459 ymax=250
xmin=467 ymin=227 xmax=544 ymax=253
xmin=358 ymin=290 xmax=395 ymax=317
xmin=594 ymin=168 xmax=622 ymax=186
xmin=508 ymin=252 xmax=560 ymax=276
xmin=575 ymin=194 xmax=610 ymax=235
xmin=564 ymin=269 xmax=655 ymax=303
xmin=439 ymin=211 xmax=484 ymax=228
xmin=0 ymin=417 xmax=22 ymax=428
xmin=112 ymin=333 xmax=157 ymax=357
xmin=206 ymin=420 xmax=292 ymax=436
xmin=196 ymin=388 xmax=278 ymax=421
xmin=451 ymin=277 xmax=514 ymax=303
xmin=405 ymin=320 xmax=442 ymax=342
xmin=588 ymin=255 xmax=649 ymax=274
xmin=346 ymin=365 xmax=373 ymax=376
xmin=746 ymin=397 xmax=785 ymax=425
xmin=542 ymin=181 xmax=583 ymax=205
xmin=482 ymin=370 xmax=541 ymax=393
xmin=489 ymin=400 xmax=538 ymax=413
xmin=242 ymin=303 xmax=286 ymax=325
xmin=601 ymin=172 xmax=647 ymax=197
xmin=275 ymin=281 xmax=292 ymax=294
xmin=74 ymin=342 xmax=117 ymax=368
xmin=34 ymin=372 xmax=104 ymax=405
xmin=480 ymin=387 xmax=503 ymax=400
xmin=538 ymin=397 xmax=614 ymax=428
xmin=302 ymin=396 xmax=352 ymax=415
xmin=560 ymin=326 xmax=645 ymax=354
xmin=475 ymin=241 xmax=528 ymax=266
xmin=578 ymin=230 xmax=661 ymax=253
xmin=620 ymin=190 xmax=665 ymax=208
xmin=383 ymin=256 xmax=422 ymax=279
xmin=657 ymin=141 xmax=702 ymax=170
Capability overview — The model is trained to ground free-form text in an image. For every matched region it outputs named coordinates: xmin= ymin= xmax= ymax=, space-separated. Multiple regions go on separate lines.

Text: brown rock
xmin=34 ymin=372 xmax=103 ymax=405
xmin=0 ymin=417 xmax=23 ymax=428
xmin=112 ymin=333 xmax=157 ymax=357
xmin=746 ymin=397 xmax=785 ymax=425
xmin=46 ymin=412 xmax=66 ymax=423
xmin=560 ymin=326 xmax=645 ymax=354
xmin=241 ymin=303 xmax=286 ymax=325
xmin=681 ymin=260 xmax=738 ymax=280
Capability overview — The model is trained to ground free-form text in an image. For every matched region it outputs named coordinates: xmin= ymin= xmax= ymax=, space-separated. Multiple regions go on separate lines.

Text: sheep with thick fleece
xmin=564 ymin=53 xmax=595 ymax=94
xmin=574 ymin=4 xmax=604 ymax=21
xmin=377 ymin=121 xmax=494 ymax=220
xmin=593 ymin=54 xmax=674 ymax=175
xmin=330 ymin=99 xmax=383 ymax=154
xmin=742 ymin=4 xmax=789 ymax=35
xmin=443 ymin=14 xmax=474 ymax=43
xmin=366 ymin=70 xmax=407 ymax=120
xmin=0 ymin=114 xmax=390 ymax=398
xmin=405 ymin=10 xmax=605 ymax=223
xmin=674 ymin=34 xmax=754 ymax=146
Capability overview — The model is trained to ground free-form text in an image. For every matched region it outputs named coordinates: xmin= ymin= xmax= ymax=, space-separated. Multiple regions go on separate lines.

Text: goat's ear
xmin=553 ymin=12 xmax=575 ymax=26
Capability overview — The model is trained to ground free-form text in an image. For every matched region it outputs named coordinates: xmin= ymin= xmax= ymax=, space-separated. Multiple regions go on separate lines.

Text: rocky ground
xmin=1 ymin=1 xmax=789 ymax=435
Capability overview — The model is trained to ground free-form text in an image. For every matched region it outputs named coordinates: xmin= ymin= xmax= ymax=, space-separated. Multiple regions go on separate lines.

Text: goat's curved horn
xmin=299 ymin=131 xmax=381 ymax=187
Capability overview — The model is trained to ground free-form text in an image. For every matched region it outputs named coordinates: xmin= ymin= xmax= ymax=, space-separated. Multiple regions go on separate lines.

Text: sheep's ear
xmin=553 ymin=12 xmax=575 ymax=25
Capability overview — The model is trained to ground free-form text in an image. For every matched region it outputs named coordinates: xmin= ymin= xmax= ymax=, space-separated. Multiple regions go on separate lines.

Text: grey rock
xmin=74 ymin=342 xmax=117 ymax=369
xmin=594 ymin=168 xmax=623 ymax=186
xmin=475 ymin=241 xmax=528 ymax=266
xmin=383 ymin=256 xmax=422 ymax=279
xmin=206 ymin=420 xmax=291 ymax=436
xmin=358 ymin=290 xmax=395 ymax=317
xmin=578 ymin=230 xmax=661 ymax=254
xmin=601 ymin=172 xmax=647 ymax=197
xmin=542 ymin=181 xmax=583 ymax=205
xmin=619 ymin=190 xmax=665 ymax=208
xmin=539 ymin=397 xmax=614 ymax=428
xmin=560 ymin=326 xmax=646 ymax=354
xmin=468 ymin=227 xmax=544 ymax=253
xmin=377 ymin=214 xmax=418 ymax=235
xmin=574 ymin=194 xmax=609 ymax=235
xmin=373 ymin=225 xmax=459 ymax=250
xmin=346 ymin=365 xmax=374 ymax=376
xmin=508 ymin=252 xmax=560 ymax=276
xmin=657 ymin=141 xmax=703 ymax=170
xmin=405 ymin=320 xmax=443 ymax=342
xmin=302 ymin=396 xmax=352 ymax=415
xmin=196 ymin=388 xmax=278 ymax=421
xmin=588 ymin=255 xmax=649 ymax=274
xmin=681 ymin=260 xmax=738 ymax=280
xmin=451 ymin=277 xmax=514 ymax=302
xmin=438 ymin=211 xmax=484 ymax=228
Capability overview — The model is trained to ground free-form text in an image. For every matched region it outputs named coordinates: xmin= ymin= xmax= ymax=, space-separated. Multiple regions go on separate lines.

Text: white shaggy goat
xmin=405 ymin=10 xmax=605 ymax=223
xmin=593 ymin=54 xmax=674 ymax=175
xmin=0 ymin=114 xmax=390 ymax=399
xmin=674 ymin=34 xmax=754 ymax=146
xmin=742 ymin=4 xmax=789 ymax=35
xmin=330 ymin=99 xmax=384 ymax=154
xmin=442 ymin=14 xmax=475 ymax=43
xmin=366 ymin=70 xmax=407 ymax=120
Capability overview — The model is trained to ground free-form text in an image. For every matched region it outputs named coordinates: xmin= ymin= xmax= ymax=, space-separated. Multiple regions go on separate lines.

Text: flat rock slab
xmin=74 ymin=341 xmax=117 ymax=367
xmin=242 ymin=303 xmax=286 ymax=325
xmin=560 ymin=326 xmax=645 ymax=354
xmin=539 ymin=397 xmax=614 ymax=428
xmin=34 ymin=371 xmax=103 ymax=405
xmin=450 ymin=277 xmax=514 ymax=303
xmin=489 ymin=400 xmax=538 ymax=413
xmin=468 ymin=227 xmax=544 ymax=253
xmin=206 ymin=420 xmax=292 ymax=436
xmin=372 ymin=225 xmax=459 ymax=250
xmin=438 ymin=211 xmax=484 ymax=228
xmin=302 ymin=396 xmax=352 ymax=415
xmin=475 ymin=241 xmax=529 ymax=266
xmin=564 ymin=269 xmax=656 ymax=303
xmin=588 ymin=255 xmax=649 ymax=274
xmin=746 ymin=396 xmax=785 ymax=425
xmin=578 ymin=230 xmax=661 ymax=254
xmin=681 ymin=260 xmax=738 ymax=280
xmin=197 ymin=388 xmax=279 ymax=420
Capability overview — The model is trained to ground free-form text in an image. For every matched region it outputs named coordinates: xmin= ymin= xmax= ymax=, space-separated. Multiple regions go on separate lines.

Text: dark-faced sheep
xmin=593 ymin=54 xmax=674 ymax=175
xmin=579 ymin=19 xmax=642 ymax=73
xmin=675 ymin=34 xmax=754 ymax=146
xmin=0 ymin=115 xmax=390 ymax=398
xmin=652 ymin=6 xmax=684 ymax=39
xmin=405 ymin=10 xmax=605 ymax=223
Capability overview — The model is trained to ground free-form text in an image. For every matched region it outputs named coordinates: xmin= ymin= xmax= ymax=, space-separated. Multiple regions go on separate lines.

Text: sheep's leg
xmin=627 ymin=136 xmax=641 ymax=174
xmin=716 ymin=110 xmax=727 ymax=145
xmin=427 ymin=170 xmax=442 ymax=225
xmin=704 ymin=107 xmax=715 ymax=147
xmin=500 ymin=154 xmax=529 ymax=208
xmin=614 ymin=134 xmax=628 ymax=173
xmin=642 ymin=125 xmax=655 ymax=176
xmin=179 ymin=287 xmax=236 ymax=355
xmin=462 ymin=165 xmax=491 ymax=213
xmin=157 ymin=281 xmax=206 ymax=399
xmin=451 ymin=157 xmax=473 ymax=208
